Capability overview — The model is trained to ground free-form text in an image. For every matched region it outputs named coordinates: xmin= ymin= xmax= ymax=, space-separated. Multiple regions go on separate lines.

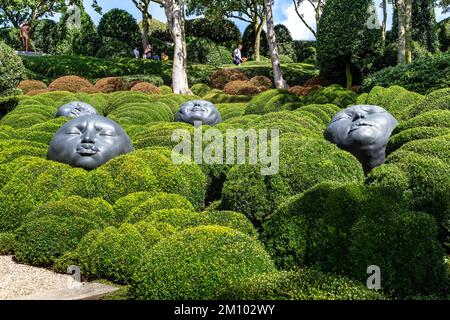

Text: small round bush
xmin=131 ymin=82 xmax=161 ymax=94
xmin=18 ymin=80 xmax=47 ymax=94
xmin=191 ymin=83 xmax=211 ymax=97
xmin=129 ymin=225 xmax=276 ymax=300
xmin=245 ymin=89 xmax=300 ymax=115
xmin=248 ymin=76 xmax=272 ymax=91
xmin=289 ymin=85 xmax=321 ymax=97
xmin=78 ymin=86 xmax=101 ymax=94
xmin=126 ymin=193 xmax=195 ymax=223
xmin=223 ymin=80 xmax=261 ymax=96
xmin=202 ymin=90 xmax=253 ymax=104
xmin=72 ymin=223 xmax=148 ymax=284
xmin=94 ymin=77 xmax=126 ymax=93
xmin=216 ymin=103 xmax=245 ymax=120
xmin=15 ymin=215 xmax=101 ymax=267
xmin=48 ymin=76 xmax=93 ymax=93
xmin=210 ymin=69 xmax=249 ymax=90
xmin=221 ymin=269 xmax=385 ymax=300
xmin=0 ymin=41 xmax=26 ymax=96
xmin=158 ymin=85 xmax=173 ymax=94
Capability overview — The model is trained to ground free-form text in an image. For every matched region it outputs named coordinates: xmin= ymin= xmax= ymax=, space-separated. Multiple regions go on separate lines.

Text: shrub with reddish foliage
xmin=94 ymin=77 xmax=126 ymax=93
xmin=248 ymin=76 xmax=272 ymax=91
xmin=210 ymin=69 xmax=249 ymax=89
xmin=18 ymin=80 xmax=47 ymax=94
xmin=223 ymin=80 xmax=261 ymax=96
xmin=289 ymin=85 xmax=322 ymax=97
xmin=303 ymin=75 xmax=331 ymax=87
xmin=48 ymin=76 xmax=93 ymax=93
xmin=79 ymin=86 xmax=101 ymax=94
xmin=130 ymin=82 xmax=161 ymax=94
xmin=27 ymin=89 xmax=51 ymax=96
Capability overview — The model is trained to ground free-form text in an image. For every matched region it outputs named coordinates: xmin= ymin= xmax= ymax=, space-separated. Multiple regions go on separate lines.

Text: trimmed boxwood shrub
xmin=210 ymin=69 xmax=249 ymax=89
xmin=245 ymin=89 xmax=301 ymax=115
xmin=129 ymin=225 xmax=276 ymax=300
xmin=0 ymin=140 xmax=48 ymax=164
xmin=126 ymin=193 xmax=195 ymax=223
xmin=408 ymin=88 xmax=450 ymax=118
xmin=221 ymin=136 xmax=364 ymax=225
xmin=348 ymin=208 xmax=446 ymax=297
xmin=131 ymin=82 xmax=161 ymax=94
xmin=221 ymin=269 xmax=385 ymax=300
xmin=18 ymin=80 xmax=48 ymax=94
xmin=108 ymin=102 xmax=173 ymax=126
xmin=191 ymin=83 xmax=211 ymax=97
xmin=223 ymin=80 xmax=261 ymax=96
xmin=0 ymin=232 xmax=15 ymax=254
xmin=142 ymin=209 xmax=258 ymax=238
xmin=387 ymin=127 xmax=450 ymax=154
xmin=248 ymin=76 xmax=272 ymax=91
xmin=14 ymin=215 xmax=101 ymax=266
xmin=113 ymin=192 xmax=156 ymax=225
xmin=68 ymin=223 xmax=148 ymax=284
xmin=295 ymin=104 xmax=341 ymax=125
xmin=48 ymin=76 xmax=93 ymax=93
xmin=216 ymin=103 xmax=245 ymax=120
xmin=94 ymin=77 xmax=126 ymax=93
xmin=133 ymin=220 xmax=177 ymax=248
xmin=202 ymin=89 xmax=253 ymax=104
xmin=133 ymin=122 xmax=194 ymax=149
xmin=27 ymin=196 xmax=114 ymax=227
xmin=299 ymin=84 xmax=357 ymax=108
xmin=158 ymin=85 xmax=173 ymax=94
xmin=0 ymin=41 xmax=26 ymax=97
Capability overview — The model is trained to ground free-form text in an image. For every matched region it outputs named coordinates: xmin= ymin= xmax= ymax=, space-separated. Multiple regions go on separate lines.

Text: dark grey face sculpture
xmin=56 ymin=101 xmax=98 ymax=118
xmin=324 ymin=105 xmax=398 ymax=175
xmin=48 ymin=115 xmax=133 ymax=170
xmin=175 ymin=100 xmax=222 ymax=126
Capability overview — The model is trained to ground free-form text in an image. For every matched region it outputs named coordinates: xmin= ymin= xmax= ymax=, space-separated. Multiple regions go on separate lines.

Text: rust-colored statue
xmin=19 ymin=22 xmax=32 ymax=52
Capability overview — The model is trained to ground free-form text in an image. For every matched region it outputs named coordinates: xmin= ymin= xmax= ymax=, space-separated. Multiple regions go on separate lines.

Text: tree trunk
xmin=264 ymin=0 xmax=287 ymax=89
xmin=142 ymin=9 xmax=150 ymax=51
xmin=405 ymin=0 xmax=413 ymax=63
xmin=345 ymin=61 xmax=353 ymax=90
xmin=396 ymin=0 xmax=407 ymax=64
xmin=382 ymin=0 xmax=387 ymax=47
xmin=254 ymin=21 xmax=263 ymax=62
xmin=163 ymin=0 xmax=191 ymax=94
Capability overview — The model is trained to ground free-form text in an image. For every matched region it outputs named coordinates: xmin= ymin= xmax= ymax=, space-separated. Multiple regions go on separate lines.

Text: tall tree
xmin=157 ymin=0 xmax=191 ymax=94
xmin=395 ymin=0 xmax=413 ymax=64
xmin=292 ymin=0 xmax=325 ymax=39
xmin=317 ymin=0 xmax=382 ymax=89
xmin=412 ymin=0 xmax=439 ymax=52
xmin=186 ymin=0 xmax=266 ymax=61
xmin=264 ymin=0 xmax=287 ymax=88
xmin=381 ymin=0 xmax=388 ymax=47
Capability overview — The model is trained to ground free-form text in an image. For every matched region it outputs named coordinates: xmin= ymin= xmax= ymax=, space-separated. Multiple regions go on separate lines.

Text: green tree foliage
xmin=274 ymin=24 xmax=296 ymax=61
xmin=97 ymin=8 xmax=141 ymax=50
xmin=185 ymin=17 xmax=241 ymax=46
xmin=32 ymin=19 xmax=59 ymax=54
xmin=242 ymin=23 xmax=269 ymax=59
xmin=412 ymin=0 xmax=439 ymax=52
xmin=316 ymin=0 xmax=382 ymax=88
xmin=438 ymin=17 xmax=450 ymax=52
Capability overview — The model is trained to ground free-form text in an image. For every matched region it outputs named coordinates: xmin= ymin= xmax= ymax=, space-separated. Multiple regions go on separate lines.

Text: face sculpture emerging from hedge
xmin=56 ymin=101 xmax=98 ymax=118
xmin=324 ymin=105 xmax=398 ymax=175
xmin=175 ymin=100 xmax=222 ymax=126
xmin=48 ymin=115 xmax=133 ymax=170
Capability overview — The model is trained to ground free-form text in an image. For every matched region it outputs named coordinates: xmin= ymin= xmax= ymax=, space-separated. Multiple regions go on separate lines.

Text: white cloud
xmin=279 ymin=2 xmax=317 ymax=41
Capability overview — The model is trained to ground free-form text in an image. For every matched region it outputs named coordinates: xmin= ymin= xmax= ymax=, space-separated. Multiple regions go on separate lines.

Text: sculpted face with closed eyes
xmin=56 ymin=101 xmax=98 ymax=118
xmin=324 ymin=105 xmax=398 ymax=175
xmin=48 ymin=115 xmax=133 ymax=170
xmin=175 ymin=100 xmax=222 ymax=126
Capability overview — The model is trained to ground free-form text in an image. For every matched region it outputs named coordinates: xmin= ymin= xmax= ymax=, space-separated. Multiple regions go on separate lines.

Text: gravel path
xmin=0 ymin=255 xmax=73 ymax=300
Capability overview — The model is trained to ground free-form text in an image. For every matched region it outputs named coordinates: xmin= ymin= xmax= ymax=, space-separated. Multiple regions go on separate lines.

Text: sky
xmin=83 ymin=0 xmax=449 ymax=41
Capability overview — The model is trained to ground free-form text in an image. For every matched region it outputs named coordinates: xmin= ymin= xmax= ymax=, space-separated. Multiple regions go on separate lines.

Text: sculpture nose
xmin=353 ymin=111 xmax=366 ymax=121
xmin=81 ymin=133 xmax=95 ymax=143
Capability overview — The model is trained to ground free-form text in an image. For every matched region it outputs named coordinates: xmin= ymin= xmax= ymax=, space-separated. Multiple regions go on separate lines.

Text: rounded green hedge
xmin=300 ymin=85 xmax=356 ymax=109
xmin=221 ymin=269 xmax=385 ymax=300
xmin=0 ymin=140 xmax=48 ymax=164
xmin=126 ymin=193 xmax=195 ymax=223
xmin=221 ymin=136 xmax=364 ymax=225
xmin=0 ymin=232 xmax=15 ymax=254
xmin=191 ymin=83 xmax=211 ymax=97
xmin=129 ymin=225 xmax=276 ymax=300
xmin=108 ymin=102 xmax=173 ymax=126
xmin=245 ymin=89 xmax=300 ymax=115
xmin=70 ymin=223 xmax=148 ymax=284
xmin=216 ymin=103 xmax=246 ymax=120
xmin=14 ymin=215 xmax=101 ymax=266
xmin=133 ymin=122 xmax=194 ymax=149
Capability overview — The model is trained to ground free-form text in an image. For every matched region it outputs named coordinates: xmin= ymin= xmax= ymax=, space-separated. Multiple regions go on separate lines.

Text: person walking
xmin=233 ymin=44 xmax=243 ymax=66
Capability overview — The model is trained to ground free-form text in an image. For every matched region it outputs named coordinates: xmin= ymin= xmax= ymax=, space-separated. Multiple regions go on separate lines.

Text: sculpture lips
xmin=77 ymin=144 xmax=99 ymax=156
xmin=349 ymin=121 xmax=373 ymax=133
